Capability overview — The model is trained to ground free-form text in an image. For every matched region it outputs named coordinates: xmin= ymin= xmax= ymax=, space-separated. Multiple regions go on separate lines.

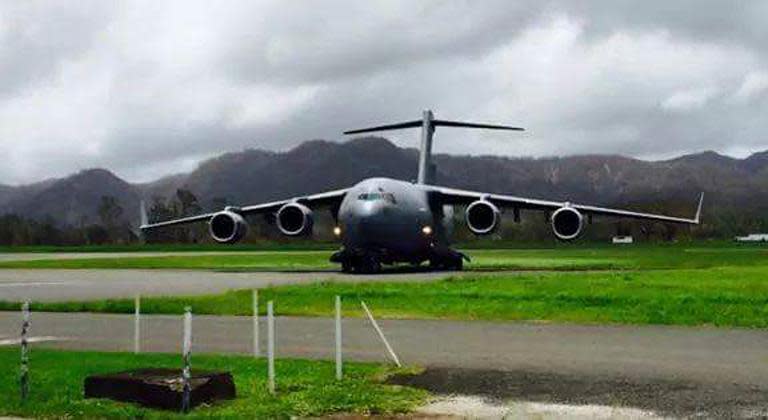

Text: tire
xmin=341 ymin=260 xmax=353 ymax=273
xmin=354 ymin=255 xmax=381 ymax=274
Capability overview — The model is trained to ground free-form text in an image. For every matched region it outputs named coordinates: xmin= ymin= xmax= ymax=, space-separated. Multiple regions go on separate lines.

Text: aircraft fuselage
xmin=334 ymin=177 xmax=454 ymax=269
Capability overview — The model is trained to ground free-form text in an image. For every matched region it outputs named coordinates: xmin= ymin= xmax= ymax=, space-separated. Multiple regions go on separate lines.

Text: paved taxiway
xmin=0 ymin=268 xmax=474 ymax=301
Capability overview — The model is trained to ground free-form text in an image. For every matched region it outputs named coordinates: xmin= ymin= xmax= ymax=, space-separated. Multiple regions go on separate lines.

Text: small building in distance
xmin=612 ymin=235 xmax=634 ymax=244
xmin=735 ymin=233 xmax=768 ymax=242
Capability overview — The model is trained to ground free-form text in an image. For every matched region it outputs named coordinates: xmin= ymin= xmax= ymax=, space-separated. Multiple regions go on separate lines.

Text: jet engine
xmin=465 ymin=200 xmax=500 ymax=235
xmin=550 ymin=206 xmax=584 ymax=241
xmin=208 ymin=210 xmax=248 ymax=244
xmin=277 ymin=202 xmax=314 ymax=236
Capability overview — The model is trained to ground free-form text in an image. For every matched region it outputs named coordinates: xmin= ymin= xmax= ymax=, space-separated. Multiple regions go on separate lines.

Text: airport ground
xmin=0 ymin=242 xmax=766 ymax=417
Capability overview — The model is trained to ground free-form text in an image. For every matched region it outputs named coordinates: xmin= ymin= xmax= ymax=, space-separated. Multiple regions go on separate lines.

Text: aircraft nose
xmin=354 ymin=202 xmax=388 ymax=236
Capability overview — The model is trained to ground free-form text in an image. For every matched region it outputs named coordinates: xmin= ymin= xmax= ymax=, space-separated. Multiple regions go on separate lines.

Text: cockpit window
xmin=358 ymin=192 xmax=396 ymax=204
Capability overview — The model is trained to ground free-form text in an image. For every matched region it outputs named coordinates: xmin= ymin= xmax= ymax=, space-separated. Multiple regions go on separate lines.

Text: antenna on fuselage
xmin=343 ymin=110 xmax=524 ymax=184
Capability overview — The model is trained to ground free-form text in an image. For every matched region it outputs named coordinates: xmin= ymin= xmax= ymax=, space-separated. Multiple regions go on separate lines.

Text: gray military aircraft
xmin=141 ymin=110 xmax=703 ymax=273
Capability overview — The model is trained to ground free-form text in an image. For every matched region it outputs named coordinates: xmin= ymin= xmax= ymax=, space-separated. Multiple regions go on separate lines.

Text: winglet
xmin=139 ymin=200 xmax=148 ymax=229
xmin=694 ymin=192 xmax=704 ymax=224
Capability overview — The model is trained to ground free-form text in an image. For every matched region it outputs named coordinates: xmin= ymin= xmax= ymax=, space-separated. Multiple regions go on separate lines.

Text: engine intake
xmin=465 ymin=200 xmax=500 ymax=235
xmin=209 ymin=211 xmax=248 ymax=244
xmin=551 ymin=206 xmax=584 ymax=241
xmin=277 ymin=203 xmax=314 ymax=236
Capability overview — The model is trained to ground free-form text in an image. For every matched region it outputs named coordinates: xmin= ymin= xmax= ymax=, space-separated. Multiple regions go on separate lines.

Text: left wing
xmin=424 ymin=185 xmax=703 ymax=225
xmin=140 ymin=188 xmax=350 ymax=230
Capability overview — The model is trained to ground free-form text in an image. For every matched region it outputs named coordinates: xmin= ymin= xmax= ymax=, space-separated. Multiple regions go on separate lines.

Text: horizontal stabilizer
xmin=433 ymin=120 xmax=524 ymax=131
xmin=344 ymin=118 xmax=524 ymax=135
xmin=343 ymin=120 xmax=422 ymax=134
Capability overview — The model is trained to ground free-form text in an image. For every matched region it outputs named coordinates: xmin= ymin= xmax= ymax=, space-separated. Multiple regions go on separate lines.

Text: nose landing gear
xmin=332 ymin=249 xmax=382 ymax=274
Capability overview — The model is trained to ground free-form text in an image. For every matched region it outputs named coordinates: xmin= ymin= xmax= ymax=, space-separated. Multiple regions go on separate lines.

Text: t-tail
xmin=344 ymin=109 xmax=524 ymax=184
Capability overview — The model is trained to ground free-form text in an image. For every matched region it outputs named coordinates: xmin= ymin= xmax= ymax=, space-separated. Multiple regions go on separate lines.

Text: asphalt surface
xmin=1 ymin=311 xmax=767 ymax=417
xmin=0 ymin=268 xmax=473 ymax=302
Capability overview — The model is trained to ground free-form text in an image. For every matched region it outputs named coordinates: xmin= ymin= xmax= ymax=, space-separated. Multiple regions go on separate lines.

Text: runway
xmin=1 ymin=311 xmax=767 ymax=417
xmin=0 ymin=268 xmax=469 ymax=302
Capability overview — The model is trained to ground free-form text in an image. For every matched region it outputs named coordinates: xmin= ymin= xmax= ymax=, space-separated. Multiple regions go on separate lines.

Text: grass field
xmin=0 ymin=348 xmax=425 ymax=419
xmin=0 ymin=243 xmax=765 ymax=271
xmin=7 ymin=266 xmax=768 ymax=327
xmin=1 ymin=243 xmax=767 ymax=328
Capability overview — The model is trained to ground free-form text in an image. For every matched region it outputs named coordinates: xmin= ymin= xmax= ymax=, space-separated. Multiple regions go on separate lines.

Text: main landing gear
xmin=429 ymin=252 xmax=465 ymax=271
xmin=340 ymin=254 xmax=381 ymax=274
xmin=331 ymin=248 xmax=468 ymax=274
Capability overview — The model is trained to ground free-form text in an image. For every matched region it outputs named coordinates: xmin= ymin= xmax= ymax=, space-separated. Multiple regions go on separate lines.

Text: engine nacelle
xmin=208 ymin=210 xmax=248 ymax=244
xmin=465 ymin=200 xmax=500 ymax=235
xmin=277 ymin=202 xmax=314 ymax=236
xmin=550 ymin=206 xmax=584 ymax=241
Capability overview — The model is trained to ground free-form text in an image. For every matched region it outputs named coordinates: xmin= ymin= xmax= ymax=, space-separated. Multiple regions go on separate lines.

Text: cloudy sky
xmin=1 ymin=1 xmax=767 ymax=184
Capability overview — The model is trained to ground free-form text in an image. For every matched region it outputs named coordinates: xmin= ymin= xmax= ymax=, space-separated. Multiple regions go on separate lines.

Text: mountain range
xmin=1 ymin=137 xmax=767 ymax=231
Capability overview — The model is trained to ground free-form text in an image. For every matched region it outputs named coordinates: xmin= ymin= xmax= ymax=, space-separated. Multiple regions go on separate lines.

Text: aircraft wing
xmin=424 ymin=185 xmax=703 ymax=225
xmin=140 ymin=188 xmax=350 ymax=230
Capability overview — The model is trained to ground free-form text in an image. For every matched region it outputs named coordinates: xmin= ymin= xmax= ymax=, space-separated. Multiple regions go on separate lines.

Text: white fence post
xmin=335 ymin=295 xmax=342 ymax=380
xmin=361 ymin=301 xmax=401 ymax=367
xmin=181 ymin=307 xmax=192 ymax=413
xmin=253 ymin=290 xmax=259 ymax=357
xmin=134 ymin=294 xmax=141 ymax=354
xmin=267 ymin=301 xmax=275 ymax=395
xmin=20 ymin=301 xmax=30 ymax=401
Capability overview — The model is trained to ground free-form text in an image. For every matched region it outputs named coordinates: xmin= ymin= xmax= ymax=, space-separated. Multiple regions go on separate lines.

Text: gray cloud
xmin=0 ymin=0 xmax=766 ymax=184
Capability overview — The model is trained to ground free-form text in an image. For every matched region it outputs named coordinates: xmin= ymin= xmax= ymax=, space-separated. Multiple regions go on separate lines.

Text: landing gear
xmin=353 ymin=255 xmax=382 ymax=274
xmin=332 ymin=248 xmax=383 ymax=274
xmin=341 ymin=259 xmax=353 ymax=273
xmin=429 ymin=253 xmax=464 ymax=271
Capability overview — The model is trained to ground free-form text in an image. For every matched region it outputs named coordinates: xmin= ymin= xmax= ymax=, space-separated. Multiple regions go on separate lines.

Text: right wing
xmin=140 ymin=188 xmax=349 ymax=231
xmin=425 ymin=184 xmax=703 ymax=225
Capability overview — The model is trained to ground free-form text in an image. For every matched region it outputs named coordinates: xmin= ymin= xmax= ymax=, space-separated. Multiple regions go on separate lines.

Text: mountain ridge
xmin=1 ymin=137 xmax=766 ymax=232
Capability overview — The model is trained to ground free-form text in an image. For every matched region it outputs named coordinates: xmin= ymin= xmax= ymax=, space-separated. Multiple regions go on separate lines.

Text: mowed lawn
xmin=0 ymin=244 xmax=767 ymax=327
xmin=0 ymin=243 xmax=765 ymax=271
xmin=0 ymin=348 xmax=425 ymax=419
xmin=5 ymin=265 xmax=768 ymax=328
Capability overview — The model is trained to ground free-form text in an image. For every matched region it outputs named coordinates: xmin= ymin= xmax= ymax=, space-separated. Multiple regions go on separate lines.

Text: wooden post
xmin=181 ymin=307 xmax=192 ymax=413
xmin=267 ymin=301 xmax=275 ymax=395
xmin=361 ymin=301 xmax=401 ymax=367
xmin=20 ymin=302 xmax=30 ymax=401
xmin=134 ymin=294 xmax=141 ymax=354
xmin=252 ymin=290 xmax=259 ymax=357
xmin=335 ymin=295 xmax=342 ymax=380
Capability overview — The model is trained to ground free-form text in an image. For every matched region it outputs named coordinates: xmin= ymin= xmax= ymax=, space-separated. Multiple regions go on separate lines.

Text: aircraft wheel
xmin=430 ymin=255 xmax=463 ymax=271
xmin=429 ymin=258 xmax=447 ymax=271
xmin=354 ymin=255 xmax=381 ymax=274
xmin=341 ymin=260 xmax=353 ymax=273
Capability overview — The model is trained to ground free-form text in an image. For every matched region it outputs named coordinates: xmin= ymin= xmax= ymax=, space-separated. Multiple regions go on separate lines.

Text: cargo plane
xmin=141 ymin=110 xmax=703 ymax=273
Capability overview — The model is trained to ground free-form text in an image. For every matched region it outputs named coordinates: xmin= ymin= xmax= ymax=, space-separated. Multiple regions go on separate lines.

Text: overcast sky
xmin=1 ymin=1 xmax=767 ymax=184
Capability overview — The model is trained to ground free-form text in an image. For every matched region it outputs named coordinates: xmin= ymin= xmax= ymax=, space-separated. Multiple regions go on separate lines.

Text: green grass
xmin=7 ymin=265 xmax=768 ymax=328
xmin=0 ymin=251 xmax=336 ymax=271
xmin=0 ymin=241 xmax=340 ymax=253
xmin=0 ymin=244 xmax=764 ymax=271
xmin=0 ymin=348 xmax=426 ymax=419
xmin=1 ymin=243 xmax=767 ymax=327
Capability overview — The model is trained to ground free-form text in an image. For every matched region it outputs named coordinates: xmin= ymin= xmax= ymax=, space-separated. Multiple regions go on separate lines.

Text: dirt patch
xmin=389 ymin=367 xmax=768 ymax=418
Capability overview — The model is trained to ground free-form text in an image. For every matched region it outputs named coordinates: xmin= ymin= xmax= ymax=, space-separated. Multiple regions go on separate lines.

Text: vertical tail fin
xmin=694 ymin=192 xmax=704 ymax=224
xmin=140 ymin=200 xmax=148 ymax=228
xmin=344 ymin=110 xmax=524 ymax=185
